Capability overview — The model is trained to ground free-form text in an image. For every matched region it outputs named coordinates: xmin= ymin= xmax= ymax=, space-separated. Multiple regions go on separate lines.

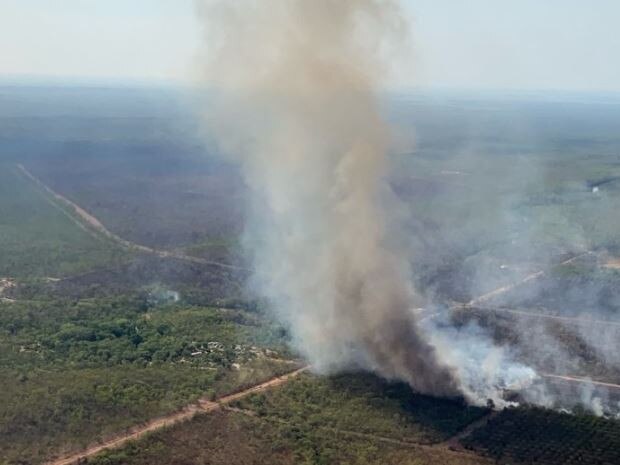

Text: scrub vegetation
xmin=2 ymin=86 xmax=620 ymax=465
xmin=461 ymin=406 xmax=620 ymax=465
xmin=0 ymin=293 xmax=295 ymax=464
xmin=0 ymin=164 xmax=127 ymax=278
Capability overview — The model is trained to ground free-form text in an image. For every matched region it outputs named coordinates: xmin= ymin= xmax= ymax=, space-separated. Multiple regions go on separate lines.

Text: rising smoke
xmin=196 ymin=0 xmax=458 ymax=397
xmin=195 ymin=0 xmax=617 ymax=413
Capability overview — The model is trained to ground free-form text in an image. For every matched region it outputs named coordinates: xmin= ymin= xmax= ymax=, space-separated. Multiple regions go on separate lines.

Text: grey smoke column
xmin=197 ymin=0 xmax=457 ymax=396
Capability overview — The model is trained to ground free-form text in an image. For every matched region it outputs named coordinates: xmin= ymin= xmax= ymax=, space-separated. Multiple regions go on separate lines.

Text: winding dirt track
xmin=44 ymin=367 xmax=308 ymax=465
xmin=15 ymin=164 xmax=246 ymax=271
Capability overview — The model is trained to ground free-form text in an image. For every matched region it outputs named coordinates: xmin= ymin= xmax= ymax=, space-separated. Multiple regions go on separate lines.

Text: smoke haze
xmin=196 ymin=0 xmax=620 ymax=414
xmin=196 ymin=0 xmax=459 ymax=397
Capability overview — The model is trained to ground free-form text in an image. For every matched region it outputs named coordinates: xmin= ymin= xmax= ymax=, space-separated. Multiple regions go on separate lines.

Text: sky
xmin=1 ymin=0 xmax=619 ymax=92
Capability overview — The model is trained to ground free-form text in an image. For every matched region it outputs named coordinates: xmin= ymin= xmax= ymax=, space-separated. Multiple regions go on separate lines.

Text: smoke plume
xmin=196 ymin=0 xmax=458 ymax=397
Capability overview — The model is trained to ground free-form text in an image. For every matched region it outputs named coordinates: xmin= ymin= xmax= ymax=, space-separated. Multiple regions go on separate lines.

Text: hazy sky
xmin=1 ymin=0 xmax=619 ymax=91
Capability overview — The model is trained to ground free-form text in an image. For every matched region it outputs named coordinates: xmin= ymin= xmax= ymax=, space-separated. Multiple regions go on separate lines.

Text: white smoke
xmin=196 ymin=0 xmax=458 ymax=396
xmin=194 ymin=0 xmax=617 ymax=413
xmin=421 ymin=315 xmax=538 ymax=407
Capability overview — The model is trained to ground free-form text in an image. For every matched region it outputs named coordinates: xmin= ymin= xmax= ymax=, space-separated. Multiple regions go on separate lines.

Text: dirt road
xmin=225 ymin=404 xmax=494 ymax=463
xmin=466 ymin=252 xmax=591 ymax=307
xmin=452 ymin=251 xmax=620 ymax=389
xmin=541 ymin=373 xmax=620 ymax=390
xmin=452 ymin=251 xmax=617 ymax=330
xmin=438 ymin=410 xmax=499 ymax=451
xmin=456 ymin=305 xmax=620 ymax=328
xmin=43 ymin=362 xmax=491 ymax=464
xmin=45 ymin=367 xmax=308 ymax=465
xmin=16 ymin=164 xmax=246 ymax=271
